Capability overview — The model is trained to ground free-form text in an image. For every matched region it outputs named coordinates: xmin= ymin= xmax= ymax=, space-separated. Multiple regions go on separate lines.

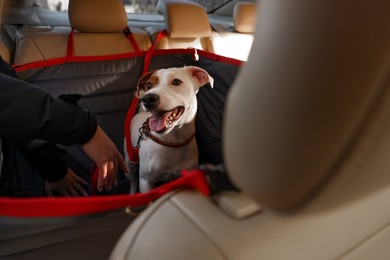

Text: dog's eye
xmin=172 ymin=79 xmax=182 ymax=86
xmin=146 ymin=82 xmax=152 ymax=90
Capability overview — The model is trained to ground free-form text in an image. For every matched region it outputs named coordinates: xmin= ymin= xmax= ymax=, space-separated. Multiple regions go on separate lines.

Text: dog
xmin=124 ymin=66 xmax=213 ymax=193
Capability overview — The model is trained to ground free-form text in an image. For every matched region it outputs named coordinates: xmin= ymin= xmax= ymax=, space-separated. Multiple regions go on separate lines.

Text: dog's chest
xmin=139 ymin=139 xmax=198 ymax=177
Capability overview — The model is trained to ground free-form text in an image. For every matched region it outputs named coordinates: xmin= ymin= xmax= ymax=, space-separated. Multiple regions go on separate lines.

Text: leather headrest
xmin=233 ymin=2 xmax=257 ymax=33
xmin=157 ymin=0 xmax=211 ymax=38
xmin=68 ymin=0 xmax=127 ymax=33
xmin=156 ymin=0 xmax=192 ymax=15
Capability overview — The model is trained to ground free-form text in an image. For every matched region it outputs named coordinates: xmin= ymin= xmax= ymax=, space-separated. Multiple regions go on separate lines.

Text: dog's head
xmin=136 ymin=66 xmax=213 ymax=134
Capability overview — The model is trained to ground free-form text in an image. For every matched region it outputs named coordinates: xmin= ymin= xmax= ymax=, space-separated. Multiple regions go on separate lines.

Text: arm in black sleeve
xmin=17 ymin=141 xmax=68 ymax=182
xmin=0 ymin=73 xmax=97 ymax=146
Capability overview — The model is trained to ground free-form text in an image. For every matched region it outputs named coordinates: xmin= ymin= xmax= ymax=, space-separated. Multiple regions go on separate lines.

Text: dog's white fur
xmin=125 ymin=66 xmax=213 ymax=193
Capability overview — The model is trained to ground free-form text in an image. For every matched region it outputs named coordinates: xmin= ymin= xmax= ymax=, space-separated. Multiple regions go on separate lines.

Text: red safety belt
xmin=124 ymin=30 xmax=167 ymax=161
xmin=66 ymin=30 xmax=75 ymax=61
xmin=124 ymin=27 xmax=142 ymax=54
xmin=66 ymin=27 xmax=142 ymax=61
xmin=0 ymin=169 xmax=209 ymax=217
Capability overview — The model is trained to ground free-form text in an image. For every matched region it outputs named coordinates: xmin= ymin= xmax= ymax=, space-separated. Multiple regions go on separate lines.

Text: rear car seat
xmin=68 ymin=0 xmax=151 ymax=56
xmin=12 ymin=0 xmax=151 ymax=65
xmin=146 ymin=0 xmax=214 ymax=52
xmin=13 ymin=26 xmax=70 ymax=65
xmin=212 ymin=2 xmax=256 ymax=61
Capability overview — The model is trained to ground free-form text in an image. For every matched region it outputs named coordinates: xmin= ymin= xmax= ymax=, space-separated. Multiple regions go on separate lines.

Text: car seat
xmin=12 ymin=0 xmax=151 ymax=65
xmin=68 ymin=0 xmax=151 ymax=56
xmin=146 ymin=0 xmax=213 ymax=52
xmin=111 ymin=0 xmax=390 ymax=258
xmin=212 ymin=2 xmax=256 ymax=61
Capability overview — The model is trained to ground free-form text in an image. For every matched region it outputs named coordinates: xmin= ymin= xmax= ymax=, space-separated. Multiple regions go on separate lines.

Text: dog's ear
xmin=136 ymin=70 xmax=156 ymax=98
xmin=186 ymin=66 xmax=214 ymax=89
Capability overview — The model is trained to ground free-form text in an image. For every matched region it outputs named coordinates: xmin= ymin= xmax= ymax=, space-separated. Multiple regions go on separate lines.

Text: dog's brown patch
xmin=137 ymin=70 xmax=159 ymax=97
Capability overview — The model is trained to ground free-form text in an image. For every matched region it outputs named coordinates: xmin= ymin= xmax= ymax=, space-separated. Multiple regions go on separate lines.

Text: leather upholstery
xmin=13 ymin=26 xmax=70 ymax=64
xmin=111 ymin=0 xmax=390 ymax=259
xmin=211 ymin=2 xmax=256 ymax=60
xmin=164 ymin=2 xmax=211 ymax=38
xmin=233 ymin=2 xmax=256 ymax=33
xmin=12 ymin=0 xmax=151 ymax=65
xmin=68 ymin=0 xmax=127 ymax=33
xmin=149 ymin=0 xmax=213 ymax=52
xmin=69 ymin=0 xmax=151 ymax=56
xmin=224 ymin=0 xmax=390 ymax=210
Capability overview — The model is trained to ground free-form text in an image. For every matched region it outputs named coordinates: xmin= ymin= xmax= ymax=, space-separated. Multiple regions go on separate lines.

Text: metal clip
xmin=137 ymin=126 xmax=144 ymax=146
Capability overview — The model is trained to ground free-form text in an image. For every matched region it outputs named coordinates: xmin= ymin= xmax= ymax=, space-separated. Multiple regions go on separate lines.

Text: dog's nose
xmin=142 ymin=93 xmax=160 ymax=109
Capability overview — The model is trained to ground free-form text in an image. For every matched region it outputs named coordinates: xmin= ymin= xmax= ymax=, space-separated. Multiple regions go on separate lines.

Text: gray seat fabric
xmin=110 ymin=0 xmax=390 ymax=259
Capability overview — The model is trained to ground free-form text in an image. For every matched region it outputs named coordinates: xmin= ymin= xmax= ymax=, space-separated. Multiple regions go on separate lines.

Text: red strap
xmin=67 ymin=28 xmax=143 ymax=61
xmin=0 ymin=169 xmax=209 ymax=217
xmin=124 ymin=27 xmax=141 ymax=54
xmin=66 ymin=31 xmax=75 ymax=62
xmin=142 ymin=30 xmax=167 ymax=75
xmin=124 ymin=30 xmax=167 ymax=161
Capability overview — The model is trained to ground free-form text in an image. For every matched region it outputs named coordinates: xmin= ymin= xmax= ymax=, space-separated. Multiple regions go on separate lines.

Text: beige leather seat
xmin=13 ymin=0 xmax=151 ymax=65
xmin=146 ymin=0 xmax=213 ymax=52
xmin=69 ymin=0 xmax=151 ymax=56
xmin=212 ymin=2 xmax=256 ymax=61
xmin=110 ymin=0 xmax=390 ymax=259
xmin=13 ymin=26 xmax=70 ymax=65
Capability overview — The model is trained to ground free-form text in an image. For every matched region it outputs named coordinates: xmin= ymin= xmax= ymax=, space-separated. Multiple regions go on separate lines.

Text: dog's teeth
xmin=166 ymin=117 xmax=173 ymax=127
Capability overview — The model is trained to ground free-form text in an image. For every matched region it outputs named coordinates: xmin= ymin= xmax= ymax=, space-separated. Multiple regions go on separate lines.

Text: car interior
xmin=2 ymin=0 xmax=390 ymax=259
xmin=1 ymin=0 xmax=256 ymax=65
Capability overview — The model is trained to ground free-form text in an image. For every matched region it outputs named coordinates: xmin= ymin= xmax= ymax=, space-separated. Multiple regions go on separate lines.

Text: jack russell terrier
xmin=124 ymin=66 xmax=213 ymax=193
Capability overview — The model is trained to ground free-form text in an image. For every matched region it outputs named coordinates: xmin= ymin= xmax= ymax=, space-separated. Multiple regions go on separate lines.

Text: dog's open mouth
xmin=148 ymin=106 xmax=185 ymax=133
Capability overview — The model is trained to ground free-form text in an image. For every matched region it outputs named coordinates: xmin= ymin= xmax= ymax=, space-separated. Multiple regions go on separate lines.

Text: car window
xmin=37 ymin=0 xmax=232 ymax=13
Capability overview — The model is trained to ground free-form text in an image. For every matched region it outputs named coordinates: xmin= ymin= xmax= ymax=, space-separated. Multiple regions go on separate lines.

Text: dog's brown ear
xmin=136 ymin=70 xmax=156 ymax=98
xmin=187 ymin=66 xmax=214 ymax=88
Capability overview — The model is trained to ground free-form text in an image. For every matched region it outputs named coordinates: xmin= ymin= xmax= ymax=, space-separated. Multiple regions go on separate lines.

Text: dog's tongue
xmin=149 ymin=111 xmax=172 ymax=132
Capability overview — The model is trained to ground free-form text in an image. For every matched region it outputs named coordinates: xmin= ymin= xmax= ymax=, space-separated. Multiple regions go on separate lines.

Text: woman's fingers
xmin=97 ymin=163 xmax=108 ymax=192
xmin=83 ymin=126 xmax=130 ymax=192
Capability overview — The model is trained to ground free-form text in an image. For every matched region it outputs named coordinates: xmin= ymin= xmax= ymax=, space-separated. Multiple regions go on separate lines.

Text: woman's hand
xmin=45 ymin=168 xmax=88 ymax=196
xmin=82 ymin=126 xmax=129 ymax=192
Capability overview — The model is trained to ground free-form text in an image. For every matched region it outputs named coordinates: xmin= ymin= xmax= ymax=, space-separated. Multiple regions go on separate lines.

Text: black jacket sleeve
xmin=0 ymin=56 xmax=97 ymax=183
xmin=0 ymin=72 xmax=97 ymax=145
xmin=17 ymin=141 xmax=68 ymax=182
